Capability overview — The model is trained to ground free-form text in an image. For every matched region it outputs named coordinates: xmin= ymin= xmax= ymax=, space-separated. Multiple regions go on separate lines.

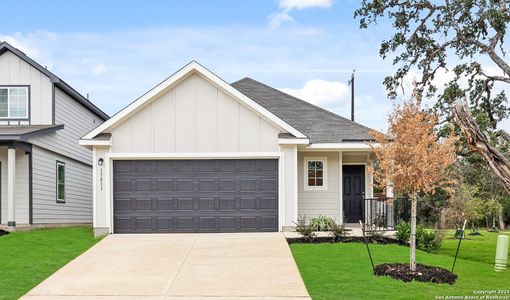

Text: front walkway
xmin=23 ymin=233 xmax=310 ymax=300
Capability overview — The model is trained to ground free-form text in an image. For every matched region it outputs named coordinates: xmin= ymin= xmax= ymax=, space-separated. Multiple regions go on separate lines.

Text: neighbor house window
xmin=0 ymin=87 xmax=28 ymax=119
xmin=56 ymin=161 xmax=65 ymax=203
xmin=304 ymin=158 xmax=327 ymax=190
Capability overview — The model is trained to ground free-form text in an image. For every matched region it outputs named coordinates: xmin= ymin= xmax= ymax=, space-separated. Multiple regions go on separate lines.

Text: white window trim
xmin=304 ymin=157 xmax=328 ymax=191
xmin=0 ymin=86 xmax=29 ymax=119
xmin=56 ymin=161 xmax=65 ymax=203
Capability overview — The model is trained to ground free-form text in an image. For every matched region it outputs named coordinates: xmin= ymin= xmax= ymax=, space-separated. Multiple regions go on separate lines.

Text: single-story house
xmin=80 ymin=61 xmax=381 ymax=236
xmin=0 ymin=42 xmax=109 ymax=229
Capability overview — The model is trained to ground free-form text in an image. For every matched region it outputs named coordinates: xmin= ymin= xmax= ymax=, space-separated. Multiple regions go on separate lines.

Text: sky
xmin=0 ymin=0 xmax=441 ymax=131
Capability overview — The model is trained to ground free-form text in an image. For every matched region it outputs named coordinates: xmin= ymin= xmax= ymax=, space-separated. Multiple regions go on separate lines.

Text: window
xmin=304 ymin=158 xmax=327 ymax=190
xmin=0 ymin=87 xmax=28 ymax=119
xmin=56 ymin=161 xmax=65 ymax=203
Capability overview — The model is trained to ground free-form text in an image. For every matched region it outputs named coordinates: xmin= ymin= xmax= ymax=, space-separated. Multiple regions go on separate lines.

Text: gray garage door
xmin=113 ymin=159 xmax=279 ymax=233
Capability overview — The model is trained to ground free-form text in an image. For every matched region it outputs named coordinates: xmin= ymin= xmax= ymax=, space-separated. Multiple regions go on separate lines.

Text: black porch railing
xmin=362 ymin=197 xmax=410 ymax=231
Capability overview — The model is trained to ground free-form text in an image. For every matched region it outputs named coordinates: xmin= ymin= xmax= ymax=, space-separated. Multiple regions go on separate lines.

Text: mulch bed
xmin=286 ymin=236 xmax=399 ymax=245
xmin=374 ymin=263 xmax=457 ymax=284
xmin=0 ymin=229 xmax=9 ymax=237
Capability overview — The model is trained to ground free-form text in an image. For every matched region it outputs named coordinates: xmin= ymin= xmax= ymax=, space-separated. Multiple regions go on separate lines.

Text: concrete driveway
xmin=23 ymin=233 xmax=310 ymax=300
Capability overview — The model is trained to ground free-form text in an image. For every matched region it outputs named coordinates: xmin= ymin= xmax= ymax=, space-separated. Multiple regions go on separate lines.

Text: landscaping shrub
xmin=395 ymin=221 xmax=411 ymax=244
xmin=309 ymin=215 xmax=335 ymax=231
xmin=417 ymin=228 xmax=445 ymax=253
xmin=294 ymin=216 xmax=316 ymax=242
xmin=395 ymin=221 xmax=444 ymax=252
xmin=329 ymin=222 xmax=347 ymax=242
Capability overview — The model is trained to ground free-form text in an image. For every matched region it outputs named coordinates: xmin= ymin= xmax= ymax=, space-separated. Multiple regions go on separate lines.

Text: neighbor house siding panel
xmin=31 ymin=146 xmax=92 ymax=223
xmin=29 ymin=87 xmax=101 ymax=164
xmin=0 ymin=148 xmax=29 ymax=224
xmin=0 ymin=51 xmax=53 ymax=124
xmin=110 ymin=73 xmax=281 ymax=153
xmin=297 ymin=151 xmax=341 ymax=222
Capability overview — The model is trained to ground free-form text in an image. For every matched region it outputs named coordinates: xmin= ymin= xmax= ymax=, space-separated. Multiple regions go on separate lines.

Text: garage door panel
xmin=177 ymin=179 xmax=194 ymax=191
xmin=198 ymin=179 xmax=215 ymax=191
xmin=261 ymin=179 xmax=278 ymax=191
xmin=156 ymin=198 xmax=174 ymax=210
xmin=240 ymin=216 xmax=258 ymax=230
xmin=219 ymin=179 xmax=236 ymax=192
xmin=177 ymin=217 xmax=194 ymax=231
xmin=219 ymin=197 xmax=236 ymax=210
xmin=114 ymin=179 xmax=132 ymax=192
xmin=113 ymin=159 xmax=278 ymax=233
xmin=156 ymin=180 xmax=174 ymax=191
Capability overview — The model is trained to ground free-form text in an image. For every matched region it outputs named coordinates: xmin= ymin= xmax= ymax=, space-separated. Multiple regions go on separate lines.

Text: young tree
xmin=355 ymin=1 xmax=510 ymax=192
xmin=370 ymin=97 xmax=457 ymax=271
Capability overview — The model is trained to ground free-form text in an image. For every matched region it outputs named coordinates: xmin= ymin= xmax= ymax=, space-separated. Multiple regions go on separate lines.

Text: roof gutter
xmin=278 ymin=138 xmax=310 ymax=145
xmin=305 ymin=142 xmax=378 ymax=150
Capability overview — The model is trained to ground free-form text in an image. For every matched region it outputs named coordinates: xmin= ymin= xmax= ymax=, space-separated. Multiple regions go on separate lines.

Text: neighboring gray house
xmin=0 ymin=42 xmax=108 ymax=229
xmin=81 ymin=61 xmax=382 ymax=236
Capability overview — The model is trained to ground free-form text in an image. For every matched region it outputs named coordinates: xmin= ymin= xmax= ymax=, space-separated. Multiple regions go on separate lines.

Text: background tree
xmin=370 ymin=96 xmax=457 ymax=271
xmin=355 ymin=0 xmax=510 ymax=193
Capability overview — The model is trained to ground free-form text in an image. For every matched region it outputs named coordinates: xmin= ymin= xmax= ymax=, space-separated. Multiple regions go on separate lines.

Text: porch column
xmin=280 ymin=145 xmax=298 ymax=230
xmin=7 ymin=146 xmax=16 ymax=227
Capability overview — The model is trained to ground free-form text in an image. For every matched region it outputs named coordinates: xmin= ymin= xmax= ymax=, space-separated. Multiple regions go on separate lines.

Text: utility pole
xmin=348 ymin=69 xmax=355 ymax=122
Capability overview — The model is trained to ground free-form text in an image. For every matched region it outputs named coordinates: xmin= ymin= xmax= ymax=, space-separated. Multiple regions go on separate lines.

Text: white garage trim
xmin=107 ymin=152 xmax=282 ymax=160
xmin=82 ymin=61 xmax=307 ymax=142
xmin=103 ymin=152 xmax=285 ymax=233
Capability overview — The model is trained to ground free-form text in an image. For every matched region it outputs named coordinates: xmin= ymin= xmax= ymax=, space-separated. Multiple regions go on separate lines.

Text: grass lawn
xmin=0 ymin=226 xmax=101 ymax=300
xmin=291 ymin=231 xmax=510 ymax=300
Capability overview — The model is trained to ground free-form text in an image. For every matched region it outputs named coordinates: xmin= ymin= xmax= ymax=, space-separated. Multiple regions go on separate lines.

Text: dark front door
xmin=113 ymin=159 xmax=278 ymax=233
xmin=343 ymin=165 xmax=365 ymax=223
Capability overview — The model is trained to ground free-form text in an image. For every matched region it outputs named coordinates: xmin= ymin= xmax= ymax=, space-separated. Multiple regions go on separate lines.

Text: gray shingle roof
xmin=231 ymin=78 xmax=376 ymax=144
xmin=0 ymin=124 xmax=63 ymax=141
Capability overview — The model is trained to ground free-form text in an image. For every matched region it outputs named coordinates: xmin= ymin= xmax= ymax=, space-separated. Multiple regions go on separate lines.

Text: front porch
xmin=0 ymin=142 xmax=31 ymax=228
xmin=288 ymin=145 xmax=408 ymax=231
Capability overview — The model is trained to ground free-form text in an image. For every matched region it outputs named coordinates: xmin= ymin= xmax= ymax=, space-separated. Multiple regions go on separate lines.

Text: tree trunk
xmin=452 ymin=101 xmax=510 ymax=193
xmin=499 ymin=212 xmax=507 ymax=230
xmin=439 ymin=207 xmax=448 ymax=229
xmin=410 ymin=194 xmax=417 ymax=272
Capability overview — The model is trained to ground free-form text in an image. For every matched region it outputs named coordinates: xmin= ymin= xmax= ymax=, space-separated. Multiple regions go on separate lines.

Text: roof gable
xmin=231 ymin=78 xmax=377 ymax=143
xmin=0 ymin=41 xmax=109 ymax=120
xmin=82 ymin=61 xmax=306 ymax=141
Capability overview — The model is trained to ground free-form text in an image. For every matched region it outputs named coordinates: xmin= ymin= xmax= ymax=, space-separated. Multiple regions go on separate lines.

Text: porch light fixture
xmin=98 ymin=158 xmax=104 ymax=166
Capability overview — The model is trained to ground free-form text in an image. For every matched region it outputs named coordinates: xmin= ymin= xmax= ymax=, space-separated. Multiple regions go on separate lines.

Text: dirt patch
xmin=374 ymin=263 xmax=457 ymax=284
xmin=286 ymin=236 xmax=399 ymax=245
xmin=0 ymin=229 xmax=9 ymax=237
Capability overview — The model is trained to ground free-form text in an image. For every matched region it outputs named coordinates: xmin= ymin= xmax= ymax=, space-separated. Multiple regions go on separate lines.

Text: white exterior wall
xmin=91 ymin=72 xmax=291 ymax=235
xmin=109 ymin=73 xmax=280 ymax=153
xmin=92 ymin=147 xmax=109 ymax=231
xmin=0 ymin=51 xmax=53 ymax=125
xmin=297 ymin=150 xmax=373 ymax=224
xmin=298 ymin=151 xmax=342 ymax=222
xmin=280 ymin=145 xmax=298 ymax=228
xmin=0 ymin=148 xmax=29 ymax=224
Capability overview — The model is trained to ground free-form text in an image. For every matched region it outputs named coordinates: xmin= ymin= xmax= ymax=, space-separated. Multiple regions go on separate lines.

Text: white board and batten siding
xmin=0 ymin=148 xmax=29 ymax=224
xmin=0 ymin=51 xmax=52 ymax=125
xmin=109 ymin=73 xmax=281 ymax=153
